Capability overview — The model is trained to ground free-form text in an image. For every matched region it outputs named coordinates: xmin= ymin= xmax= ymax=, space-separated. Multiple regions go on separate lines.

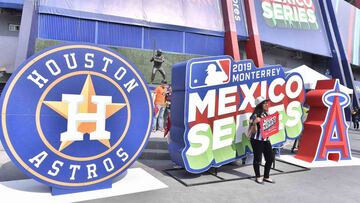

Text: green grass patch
xmin=35 ymin=39 xmax=202 ymax=84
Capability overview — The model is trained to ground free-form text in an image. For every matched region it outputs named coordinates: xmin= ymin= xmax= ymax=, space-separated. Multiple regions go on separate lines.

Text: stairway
xmin=139 ymin=134 xmax=170 ymax=160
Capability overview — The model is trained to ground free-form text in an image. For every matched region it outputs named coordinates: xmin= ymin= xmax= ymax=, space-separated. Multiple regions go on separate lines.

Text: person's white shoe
xmin=263 ymin=178 xmax=276 ymax=184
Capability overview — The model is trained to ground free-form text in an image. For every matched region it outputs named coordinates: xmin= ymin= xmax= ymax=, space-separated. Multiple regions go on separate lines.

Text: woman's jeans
xmin=153 ymin=104 xmax=165 ymax=130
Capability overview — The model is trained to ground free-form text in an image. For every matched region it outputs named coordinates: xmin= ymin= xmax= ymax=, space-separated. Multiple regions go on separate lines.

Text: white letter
xmin=27 ymin=70 xmax=48 ymax=88
xmin=64 ymin=53 xmax=77 ymax=69
xmin=188 ymin=90 xmax=216 ymax=122
xmin=261 ymin=80 xmax=268 ymax=98
xmin=269 ymin=78 xmax=285 ymax=103
xmin=102 ymin=57 xmax=113 ymax=72
xmin=28 ymin=151 xmax=48 ymax=168
xmin=286 ymin=101 xmax=302 ymax=127
xmin=123 ymin=79 xmax=139 ymax=93
xmin=116 ymin=148 xmax=129 ymax=162
xmin=103 ymin=158 xmax=115 ymax=172
xmin=239 ymin=82 xmax=258 ymax=111
xmin=235 ymin=112 xmax=252 ymax=143
xmin=87 ymin=164 xmax=98 ymax=179
xmin=85 ymin=53 xmax=94 ymax=68
xmin=60 ymin=94 xmax=112 ymax=142
xmin=114 ymin=67 xmax=126 ymax=80
xmin=286 ymin=75 xmax=303 ymax=99
xmin=186 ymin=123 xmax=210 ymax=156
xmin=213 ymin=117 xmax=235 ymax=150
xmin=262 ymin=1 xmax=273 ymax=19
xmin=46 ymin=59 xmax=61 ymax=76
xmin=218 ymin=86 xmax=237 ymax=116
xmin=69 ymin=165 xmax=81 ymax=180
xmin=47 ymin=160 xmax=64 ymax=176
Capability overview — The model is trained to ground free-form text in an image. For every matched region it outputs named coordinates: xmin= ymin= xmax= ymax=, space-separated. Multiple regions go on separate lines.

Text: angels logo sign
xmin=296 ymin=79 xmax=352 ymax=162
xmin=0 ymin=44 xmax=153 ymax=195
xmin=169 ymin=56 xmax=305 ymax=173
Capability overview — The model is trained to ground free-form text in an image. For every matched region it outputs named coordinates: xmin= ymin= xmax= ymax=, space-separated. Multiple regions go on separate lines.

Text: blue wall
xmin=143 ymin=28 xmax=183 ymax=53
xmin=39 ymin=14 xmax=95 ymax=43
xmin=38 ymin=14 xmax=224 ymax=56
xmin=185 ymin=33 xmax=224 ymax=56
xmin=98 ymin=22 xmax=142 ymax=48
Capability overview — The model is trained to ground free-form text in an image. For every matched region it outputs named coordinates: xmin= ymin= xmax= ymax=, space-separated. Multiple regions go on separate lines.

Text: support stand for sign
xmin=51 ymin=180 xmax=112 ymax=196
xmin=164 ymin=159 xmax=309 ymax=187
xmin=51 ymin=171 xmax=128 ymax=195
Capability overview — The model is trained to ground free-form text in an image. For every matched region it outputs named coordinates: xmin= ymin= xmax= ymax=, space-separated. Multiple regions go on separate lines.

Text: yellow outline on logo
xmin=1 ymin=45 xmax=153 ymax=187
xmin=36 ymin=71 xmax=131 ymax=161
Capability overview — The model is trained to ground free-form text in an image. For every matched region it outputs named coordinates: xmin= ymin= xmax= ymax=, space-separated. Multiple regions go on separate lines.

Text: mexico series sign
xmin=0 ymin=44 xmax=153 ymax=194
xmin=169 ymin=56 xmax=305 ymax=173
xmin=261 ymin=0 xmax=319 ymax=30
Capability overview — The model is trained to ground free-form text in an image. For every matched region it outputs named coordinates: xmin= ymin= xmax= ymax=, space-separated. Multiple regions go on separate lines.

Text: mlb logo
xmin=189 ymin=59 xmax=231 ymax=89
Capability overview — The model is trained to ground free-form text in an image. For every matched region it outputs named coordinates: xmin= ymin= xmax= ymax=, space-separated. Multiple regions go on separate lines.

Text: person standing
xmin=352 ymin=107 xmax=359 ymax=130
xmin=291 ymin=107 xmax=309 ymax=153
xmin=150 ymin=49 xmax=166 ymax=84
xmin=249 ymin=96 xmax=275 ymax=184
xmin=152 ymin=80 xmax=167 ymax=132
xmin=163 ymin=85 xmax=172 ymax=137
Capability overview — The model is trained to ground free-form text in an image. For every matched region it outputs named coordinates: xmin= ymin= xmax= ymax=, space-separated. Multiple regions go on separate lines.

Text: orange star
xmin=44 ymin=75 xmax=126 ymax=151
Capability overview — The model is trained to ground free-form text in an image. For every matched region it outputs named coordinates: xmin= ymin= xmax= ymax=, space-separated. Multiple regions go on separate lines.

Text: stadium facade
xmin=0 ymin=0 xmax=360 ymax=103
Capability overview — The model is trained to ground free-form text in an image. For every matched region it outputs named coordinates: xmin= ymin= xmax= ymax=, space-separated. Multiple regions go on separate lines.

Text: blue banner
xmin=232 ymin=0 xmax=248 ymax=38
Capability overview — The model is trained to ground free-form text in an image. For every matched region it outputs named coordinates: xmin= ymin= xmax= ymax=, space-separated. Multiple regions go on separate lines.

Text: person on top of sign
xmin=204 ymin=63 xmax=228 ymax=86
xmin=150 ymin=49 xmax=166 ymax=84
xmin=249 ymin=96 xmax=275 ymax=184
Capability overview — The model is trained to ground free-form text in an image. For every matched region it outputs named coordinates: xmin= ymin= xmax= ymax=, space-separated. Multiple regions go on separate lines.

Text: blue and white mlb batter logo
xmin=0 ymin=44 xmax=153 ymax=194
xmin=189 ymin=58 xmax=231 ymax=89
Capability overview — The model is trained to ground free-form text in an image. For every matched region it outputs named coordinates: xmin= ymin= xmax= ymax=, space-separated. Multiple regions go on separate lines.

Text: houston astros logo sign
xmin=0 ymin=44 xmax=153 ymax=195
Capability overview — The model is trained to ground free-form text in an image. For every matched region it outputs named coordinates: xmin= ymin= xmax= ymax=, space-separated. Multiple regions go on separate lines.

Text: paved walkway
xmin=1 ymin=129 xmax=360 ymax=203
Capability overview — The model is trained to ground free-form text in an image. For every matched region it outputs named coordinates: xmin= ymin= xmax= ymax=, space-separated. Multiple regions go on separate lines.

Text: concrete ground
xmin=1 ymin=129 xmax=360 ymax=203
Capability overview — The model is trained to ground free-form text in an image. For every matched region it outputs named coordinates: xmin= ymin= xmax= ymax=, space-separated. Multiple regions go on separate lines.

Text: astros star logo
xmin=44 ymin=75 xmax=126 ymax=151
xmin=0 ymin=44 xmax=153 ymax=193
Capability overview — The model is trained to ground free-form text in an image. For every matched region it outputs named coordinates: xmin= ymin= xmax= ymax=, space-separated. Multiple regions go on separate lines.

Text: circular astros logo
xmin=0 ymin=44 xmax=153 ymax=191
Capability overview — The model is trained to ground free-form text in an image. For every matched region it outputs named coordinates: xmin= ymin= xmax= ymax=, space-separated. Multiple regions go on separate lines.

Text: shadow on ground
xmin=0 ymin=161 xmax=29 ymax=182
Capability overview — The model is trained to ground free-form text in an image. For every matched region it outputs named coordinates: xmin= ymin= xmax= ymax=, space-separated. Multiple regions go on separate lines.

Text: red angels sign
xmin=296 ymin=79 xmax=352 ymax=162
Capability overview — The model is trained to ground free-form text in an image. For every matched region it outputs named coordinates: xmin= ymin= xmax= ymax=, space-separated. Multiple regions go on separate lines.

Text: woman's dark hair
xmin=251 ymin=101 xmax=266 ymax=118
